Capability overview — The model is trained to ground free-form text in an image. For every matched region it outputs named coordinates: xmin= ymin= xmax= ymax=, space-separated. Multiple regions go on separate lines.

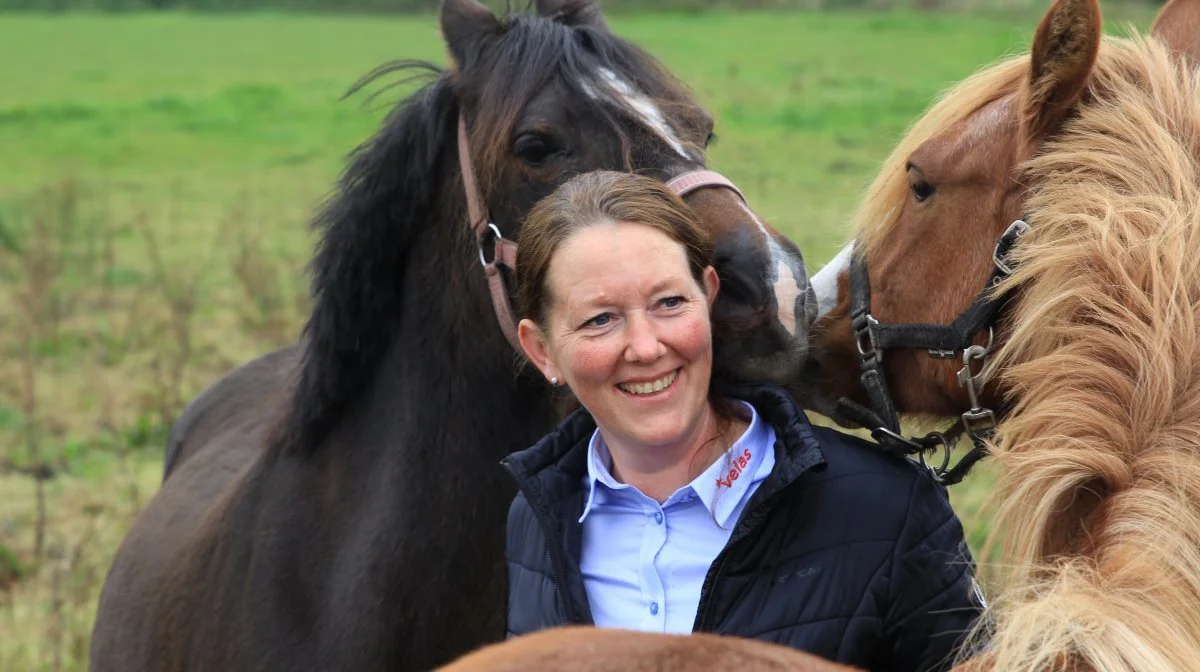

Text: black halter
xmin=836 ymin=219 xmax=1029 ymax=485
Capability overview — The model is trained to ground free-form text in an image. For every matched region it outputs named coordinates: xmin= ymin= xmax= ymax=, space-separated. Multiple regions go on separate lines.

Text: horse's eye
xmin=911 ymin=180 xmax=935 ymax=203
xmin=513 ymin=134 xmax=561 ymax=167
xmin=906 ymin=163 xmax=935 ymax=203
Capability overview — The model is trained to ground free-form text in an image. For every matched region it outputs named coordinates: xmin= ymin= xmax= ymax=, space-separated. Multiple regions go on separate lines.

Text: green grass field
xmin=0 ymin=6 xmax=1159 ymax=670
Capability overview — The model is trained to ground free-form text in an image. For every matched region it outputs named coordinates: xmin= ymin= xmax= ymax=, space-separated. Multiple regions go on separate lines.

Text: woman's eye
xmin=584 ymin=313 xmax=612 ymax=328
xmin=659 ymin=296 xmax=685 ymax=309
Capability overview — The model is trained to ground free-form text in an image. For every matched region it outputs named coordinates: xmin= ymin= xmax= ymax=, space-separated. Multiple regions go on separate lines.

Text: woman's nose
xmin=623 ymin=313 xmax=666 ymax=362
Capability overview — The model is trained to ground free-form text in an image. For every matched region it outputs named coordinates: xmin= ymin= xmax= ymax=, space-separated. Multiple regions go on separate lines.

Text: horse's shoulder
xmin=163 ymin=344 xmax=301 ymax=479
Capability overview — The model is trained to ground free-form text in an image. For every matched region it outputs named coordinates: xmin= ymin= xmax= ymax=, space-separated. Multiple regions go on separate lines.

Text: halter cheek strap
xmin=456 ymin=114 xmax=748 ymax=354
xmin=459 ymin=116 xmax=522 ymax=352
xmin=839 ymin=218 xmax=1029 ymax=485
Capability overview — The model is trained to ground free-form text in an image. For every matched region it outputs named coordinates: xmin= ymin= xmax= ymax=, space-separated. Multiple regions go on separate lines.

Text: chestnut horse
xmin=806 ymin=0 xmax=1200 ymax=668
xmin=438 ymin=0 xmax=1200 ymax=670
xmin=88 ymin=1 xmax=815 ymax=670
xmin=439 ymin=628 xmax=854 ymax=672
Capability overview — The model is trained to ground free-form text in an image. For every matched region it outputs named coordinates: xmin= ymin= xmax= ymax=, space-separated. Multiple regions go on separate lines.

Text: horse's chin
xmin=714 ymin=296 xmax=819 ymax=387
xmin=715 ymin=339 xmax=808 ymax=387
xmin=779 ymin=355 xmax=856 ymax=423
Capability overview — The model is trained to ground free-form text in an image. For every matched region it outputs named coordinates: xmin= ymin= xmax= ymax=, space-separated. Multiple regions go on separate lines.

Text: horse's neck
xmin=339 ymin=211 xmax=555 ymax=473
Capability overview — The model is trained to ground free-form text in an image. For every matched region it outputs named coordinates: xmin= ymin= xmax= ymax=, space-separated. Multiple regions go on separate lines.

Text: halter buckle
xmin=870 ymin=426 xmax=926 ymax=454
xmin=993 ymin=219 xmax=1030 ymax=276
xmin=853 ymin=312 xmax=883 ymax=363
xmin=961 ymin=408 xmax=997 ymax=439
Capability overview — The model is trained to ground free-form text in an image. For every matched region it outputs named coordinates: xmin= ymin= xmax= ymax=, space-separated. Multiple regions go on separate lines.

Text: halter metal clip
xmin=477 ymin=222 xmax=505 ymax=267
xmin=917 ymin=431 xmax=953 ymax=478
xmin=957 ymin=344 xmax=996 ymax=438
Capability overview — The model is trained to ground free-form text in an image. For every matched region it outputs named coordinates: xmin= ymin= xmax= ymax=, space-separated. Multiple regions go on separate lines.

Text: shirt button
xmin=654 ymin=512 xmax=663 ymax=525
xmin=649 ymin=601 xmax=659 ymax=616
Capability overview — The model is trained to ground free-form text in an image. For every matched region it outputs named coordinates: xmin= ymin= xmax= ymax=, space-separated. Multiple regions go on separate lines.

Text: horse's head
xmin=440 ymin=0 xmax=815 ymax=383
xmin=803 ymin=0 xmax=1200 ymax=428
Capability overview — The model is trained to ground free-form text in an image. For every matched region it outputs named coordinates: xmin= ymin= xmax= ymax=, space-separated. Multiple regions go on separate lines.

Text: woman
xmin=501 ymin=171 xmax=983 ymax=671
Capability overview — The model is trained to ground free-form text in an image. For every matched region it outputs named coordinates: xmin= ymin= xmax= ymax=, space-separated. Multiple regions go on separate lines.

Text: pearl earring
xmin=550 ymin=377 xmax=559 ymax=386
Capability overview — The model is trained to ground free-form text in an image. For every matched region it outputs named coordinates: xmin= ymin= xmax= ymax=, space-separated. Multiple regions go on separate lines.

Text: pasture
xmin=0 ymin=5 xmax=1159 ymax=670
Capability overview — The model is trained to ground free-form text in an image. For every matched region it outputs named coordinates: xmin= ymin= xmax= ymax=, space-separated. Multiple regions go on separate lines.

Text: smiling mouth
xmin=617 ymin=369 xmax=680 ymax=396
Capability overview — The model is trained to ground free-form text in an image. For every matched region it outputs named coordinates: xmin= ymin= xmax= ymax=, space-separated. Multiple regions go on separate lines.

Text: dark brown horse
xmin=88 ymin=1 xmax=815 ymax=670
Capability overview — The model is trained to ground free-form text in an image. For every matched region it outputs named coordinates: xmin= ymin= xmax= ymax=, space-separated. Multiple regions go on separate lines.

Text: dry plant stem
xmin=20 ymin=334 xmax=45 ymax=567
xmin=16 ymin=195 xmax=62 ymax=568
xmin=49 ymin=550 xmax=63 ymax=672
xmin=142 ymin=224 xmax=199 ymax=429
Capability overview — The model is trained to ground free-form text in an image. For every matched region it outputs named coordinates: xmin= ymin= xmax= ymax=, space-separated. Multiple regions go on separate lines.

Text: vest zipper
xmin=543 ymin=536 xmax=573 ymax=626
xmin=692 ymin=550 xmax=730 ymax=633
xmin=692 ymin=484 xmax=792 ymax=633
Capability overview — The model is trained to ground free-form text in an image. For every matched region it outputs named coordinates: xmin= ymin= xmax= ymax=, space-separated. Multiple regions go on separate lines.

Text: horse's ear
xmin=1152 ymin=0 xmax=1200 ymax=65
xmin=1020 ymin=0 xmax=1102 ymax=149
xmin=536 ymin=0 xmax=608 ymax=30
xmin=440 ymin=0 xmax=501 ymax=69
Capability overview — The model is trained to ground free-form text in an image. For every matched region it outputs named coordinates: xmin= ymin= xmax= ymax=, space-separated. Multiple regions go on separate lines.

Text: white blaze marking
xmin=581 ymin=67 xmax=809 ymax=336
xmin=773 ymin=259 xmax=801 ymax=337
xmin=812 ymin=243 xmax=852 ymax=319
xmin=583 ymin=67 xmax=692 ymax=160
xmin=737 ymin=201 xmax=804 ymax=337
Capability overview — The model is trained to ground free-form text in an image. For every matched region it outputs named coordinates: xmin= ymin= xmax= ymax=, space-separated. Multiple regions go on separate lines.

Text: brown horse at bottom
xmin=438 ymin=628 xmax=854 ymax=672
xmin=438 ymin=0 xmax=1200 ymax=670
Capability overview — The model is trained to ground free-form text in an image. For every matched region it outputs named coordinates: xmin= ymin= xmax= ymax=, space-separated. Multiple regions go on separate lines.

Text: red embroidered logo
xmin=715 ymin=448 xmax=753 ymax=489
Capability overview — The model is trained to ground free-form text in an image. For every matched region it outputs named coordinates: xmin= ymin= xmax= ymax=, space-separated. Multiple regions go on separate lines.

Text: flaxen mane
xmin=974 ymin=36 xmax=1200 ymax=671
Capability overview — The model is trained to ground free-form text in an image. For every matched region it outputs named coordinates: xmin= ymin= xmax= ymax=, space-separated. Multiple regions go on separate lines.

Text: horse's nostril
xmin=716 ymin=264 xmax=769 ymax=309
xmin=714 ymin=239 xmax=770 ymax=308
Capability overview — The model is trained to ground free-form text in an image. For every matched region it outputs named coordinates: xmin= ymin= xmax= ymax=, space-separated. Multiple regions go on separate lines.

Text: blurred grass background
xmin=0 ymin=2 xmax=1161 ymax=669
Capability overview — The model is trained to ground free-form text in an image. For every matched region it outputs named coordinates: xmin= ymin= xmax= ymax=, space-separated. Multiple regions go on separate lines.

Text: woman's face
xmin=519 ymin=221 xmax=719 ymax=453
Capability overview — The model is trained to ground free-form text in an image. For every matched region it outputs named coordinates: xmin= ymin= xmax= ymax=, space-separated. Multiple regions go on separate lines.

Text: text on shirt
xmin=716 ymin=448 xmax=753 ymax=489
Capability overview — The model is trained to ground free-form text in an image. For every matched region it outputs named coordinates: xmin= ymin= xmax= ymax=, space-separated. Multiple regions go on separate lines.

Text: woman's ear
xmin=518 ymin=318 xmax=559 ymax=384
xmin=702 ymin=265 xmax=720 ymax=306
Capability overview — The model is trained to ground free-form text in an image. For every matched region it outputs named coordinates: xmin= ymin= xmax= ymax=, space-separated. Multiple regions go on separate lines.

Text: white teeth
xmin=618 ymin=370 xmax=678 ymax=396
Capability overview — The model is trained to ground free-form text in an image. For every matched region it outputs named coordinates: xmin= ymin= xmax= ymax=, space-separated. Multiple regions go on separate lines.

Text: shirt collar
xmin=578 ymin=401 xmax=776 ymax=527
xmin=579 ymin=429 xmax=627 ymax=521
xmin=692 ymin=402 xmax=774 ymax=527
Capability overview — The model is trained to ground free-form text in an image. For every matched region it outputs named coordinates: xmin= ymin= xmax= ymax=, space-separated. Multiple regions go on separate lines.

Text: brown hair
xmin=515 ymin=170 xmax=715 ymax=326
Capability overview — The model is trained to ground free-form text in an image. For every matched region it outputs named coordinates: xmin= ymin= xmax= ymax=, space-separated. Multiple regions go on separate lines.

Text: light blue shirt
xmin=578 ymin=401 xmax=776 ymax=634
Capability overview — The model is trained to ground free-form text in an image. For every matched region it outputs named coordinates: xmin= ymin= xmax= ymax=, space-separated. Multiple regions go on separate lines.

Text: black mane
xmin=268 ymin=62 xmax=454 ymax=456
xmin=272 ymin=7 xmax=705 ymax=456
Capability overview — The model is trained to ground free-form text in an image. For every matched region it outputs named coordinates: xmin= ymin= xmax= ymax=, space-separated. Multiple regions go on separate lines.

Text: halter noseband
xmin=457 ymin=114 xmax=747 ymax=353
xmin=838 ymin=219 xmax=1029 ymax=485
